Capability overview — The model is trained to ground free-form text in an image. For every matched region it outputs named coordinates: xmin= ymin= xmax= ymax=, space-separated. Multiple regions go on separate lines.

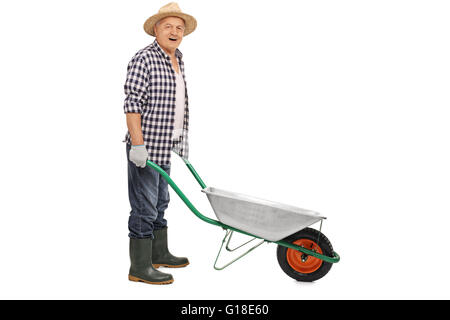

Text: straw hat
xmin=143 ymin=2 xmax=197 ymax=36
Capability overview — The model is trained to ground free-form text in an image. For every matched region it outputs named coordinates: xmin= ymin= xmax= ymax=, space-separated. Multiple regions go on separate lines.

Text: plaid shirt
xmin=123 ymin=39 xmax=189 ymax=166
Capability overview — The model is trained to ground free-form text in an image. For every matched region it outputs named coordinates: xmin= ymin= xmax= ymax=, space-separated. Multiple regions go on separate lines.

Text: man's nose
xmin=170 ymin=26 xmax=180 ymax=34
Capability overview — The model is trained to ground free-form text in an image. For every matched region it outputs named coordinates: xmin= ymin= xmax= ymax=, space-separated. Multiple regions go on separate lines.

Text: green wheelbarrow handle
xmin=145 ymin=158 xmax=340 ymax=264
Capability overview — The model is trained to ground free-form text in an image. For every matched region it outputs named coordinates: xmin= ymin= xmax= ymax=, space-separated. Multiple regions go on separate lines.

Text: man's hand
xmin=129 ymin=145 xmax=148 ymax=168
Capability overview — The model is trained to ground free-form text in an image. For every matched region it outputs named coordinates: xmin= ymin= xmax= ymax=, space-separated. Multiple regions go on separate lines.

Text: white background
xmin=0 ymin=0 xmax=449 ymax=299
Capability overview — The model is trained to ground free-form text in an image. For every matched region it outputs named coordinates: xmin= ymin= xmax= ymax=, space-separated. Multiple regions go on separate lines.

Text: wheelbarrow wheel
xmin=277 ymin=227 xmax=333 ymax=282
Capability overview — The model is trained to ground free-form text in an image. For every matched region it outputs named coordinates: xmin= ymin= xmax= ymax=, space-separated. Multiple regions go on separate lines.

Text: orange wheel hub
xmin=286 ymin=239 xmax=323 ymax=274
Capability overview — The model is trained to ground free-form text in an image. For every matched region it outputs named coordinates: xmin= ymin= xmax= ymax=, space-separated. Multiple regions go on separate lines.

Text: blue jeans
xmin=126 ymin=143 xmax=170 ymax=239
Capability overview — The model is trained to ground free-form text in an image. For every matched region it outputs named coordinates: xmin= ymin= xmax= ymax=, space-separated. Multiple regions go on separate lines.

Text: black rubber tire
xmin=277 ymin=227 xmax=334 ymax=282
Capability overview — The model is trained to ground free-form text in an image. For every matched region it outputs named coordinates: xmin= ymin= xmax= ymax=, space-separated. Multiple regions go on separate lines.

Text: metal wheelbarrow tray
xmin=202 ymin=186 xmax=325 ymax=242
xmin=145 ymin=154 xmax=340 ymax=282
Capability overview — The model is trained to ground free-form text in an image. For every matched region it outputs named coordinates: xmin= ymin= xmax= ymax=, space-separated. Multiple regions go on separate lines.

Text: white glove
xmin=129 ymin=145 xmax=148 ymax=168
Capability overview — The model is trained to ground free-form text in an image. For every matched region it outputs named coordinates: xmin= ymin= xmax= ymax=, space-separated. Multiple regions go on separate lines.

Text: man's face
xmin=154 ymin=16 xmax=185 ymax=53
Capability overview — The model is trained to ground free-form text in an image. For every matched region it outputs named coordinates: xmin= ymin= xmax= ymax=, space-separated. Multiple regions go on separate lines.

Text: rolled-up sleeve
xmin=123 ymin=56 xmax=149 ymax=114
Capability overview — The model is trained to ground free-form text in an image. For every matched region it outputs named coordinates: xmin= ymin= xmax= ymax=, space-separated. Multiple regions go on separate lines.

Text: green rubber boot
xmin=152 ymin=227 xmax=190 ymax=268
xmin=128 ymin=238 xmax=174 ymax=285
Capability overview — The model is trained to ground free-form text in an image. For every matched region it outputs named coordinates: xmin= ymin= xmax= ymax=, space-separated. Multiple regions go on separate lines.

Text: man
xmin=122 ymin=2 xmax=197 ymax=285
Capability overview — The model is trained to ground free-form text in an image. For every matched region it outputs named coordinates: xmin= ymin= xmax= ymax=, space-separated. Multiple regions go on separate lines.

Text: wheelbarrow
xmin=145 ymin=153 xmax=340 ymax=282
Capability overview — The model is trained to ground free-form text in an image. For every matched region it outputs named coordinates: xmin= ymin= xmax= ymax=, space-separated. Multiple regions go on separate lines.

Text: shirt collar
xmin=152 ymin=39 xmax=183 ymax=60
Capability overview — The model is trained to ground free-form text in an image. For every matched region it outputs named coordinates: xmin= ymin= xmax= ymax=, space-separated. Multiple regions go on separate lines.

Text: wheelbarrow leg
xmin=213 ymin=230 xmax=266 ymax=270
xmin=225 ymin=231 xmax=259 ymax=252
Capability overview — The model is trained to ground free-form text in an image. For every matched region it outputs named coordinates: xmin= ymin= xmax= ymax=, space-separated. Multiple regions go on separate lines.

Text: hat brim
xmin=144 ymin=12 xmax=197 ymax=37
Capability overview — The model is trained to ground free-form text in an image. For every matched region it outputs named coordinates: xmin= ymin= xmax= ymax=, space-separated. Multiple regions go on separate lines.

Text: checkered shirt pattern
xmin=123 ymin=39 xmax=189 ymax=166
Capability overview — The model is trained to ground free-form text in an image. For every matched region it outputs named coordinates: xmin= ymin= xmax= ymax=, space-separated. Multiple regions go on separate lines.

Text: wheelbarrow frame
xmin=145 ymin=156 xmax=340 ymax=270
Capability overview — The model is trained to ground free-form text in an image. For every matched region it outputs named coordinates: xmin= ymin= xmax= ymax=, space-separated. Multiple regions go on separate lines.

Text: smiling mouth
xmin=169 ymin=38 xmax=177 ymax=41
